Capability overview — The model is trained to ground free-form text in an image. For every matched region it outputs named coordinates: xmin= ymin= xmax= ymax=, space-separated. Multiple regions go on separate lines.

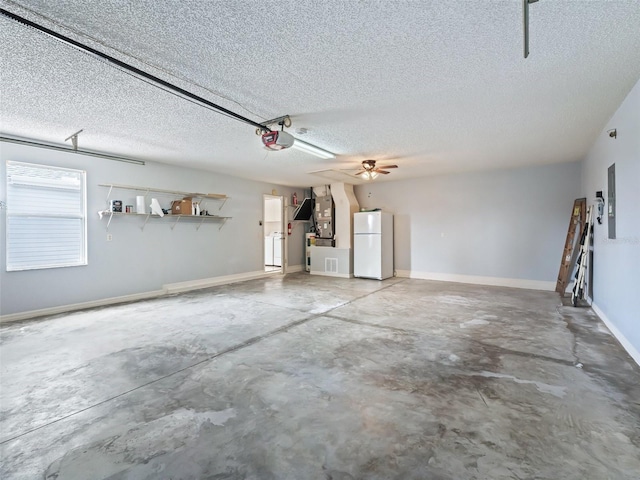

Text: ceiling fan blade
xmin=375 ymin=169 xmax=391 ymax=174
xmin=355 ymin=170 xmax=366 ymax=176
xmin=378 ymin=165 xmax=398 ymax=169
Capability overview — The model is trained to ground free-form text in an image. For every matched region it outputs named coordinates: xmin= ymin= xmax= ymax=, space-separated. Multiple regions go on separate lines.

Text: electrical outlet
xmin=106 ymin=233 xmax=113 ymax=241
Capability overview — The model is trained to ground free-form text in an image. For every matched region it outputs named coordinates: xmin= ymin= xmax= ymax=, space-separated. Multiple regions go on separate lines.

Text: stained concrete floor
xmin=1 ymin=273 xmax=639 ymax=480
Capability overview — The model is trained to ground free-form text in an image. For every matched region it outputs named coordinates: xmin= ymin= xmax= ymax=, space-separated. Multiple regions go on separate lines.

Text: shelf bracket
xmin=219 ymin=197 xmax=228 ymax=210
xmin=105 ymin=184 xmax=114 ymax=203
xmin=171 ymin=215 xmax=182 ymax=230
xmin=219 ymin=217 xmax=229 ymax=230
xmin=196 ymin=216 xmax=206 ymax=231
xmin=141 ymin=213 xmax=151 ymax=231
xmin=106 ymin=212 xmax=114 ymax=231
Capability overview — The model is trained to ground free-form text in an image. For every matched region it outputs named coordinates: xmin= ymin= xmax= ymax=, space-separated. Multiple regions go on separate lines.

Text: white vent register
xmin=325 ymin=258 xmax=338 ymax=274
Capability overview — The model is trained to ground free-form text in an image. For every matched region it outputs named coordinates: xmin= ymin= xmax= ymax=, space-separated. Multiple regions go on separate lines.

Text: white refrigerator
xmin=353 ymin=211 xmax=394 ymax=280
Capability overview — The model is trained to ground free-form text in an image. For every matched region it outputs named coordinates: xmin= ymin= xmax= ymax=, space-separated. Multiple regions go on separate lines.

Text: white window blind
xmin=6 ymin=161 xmax=87 ymax=271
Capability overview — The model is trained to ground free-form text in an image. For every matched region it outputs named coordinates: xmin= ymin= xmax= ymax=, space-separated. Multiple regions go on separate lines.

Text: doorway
xmin=263 ymin=195 xmax=284 ymax=273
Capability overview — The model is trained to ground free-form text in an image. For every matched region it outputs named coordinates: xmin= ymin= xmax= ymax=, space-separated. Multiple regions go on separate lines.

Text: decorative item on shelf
xmin=150 ymin=198 xmax=164 ymax=217
xmin=136 ymin=196 xmax=146 ymax=214
xmin=171 ymin=197 xmax=193 ymax=215
xmin=125 ymin=205 xmax=133 ymax=213
xmin=110 ymin=200 xmax=122 ymax=212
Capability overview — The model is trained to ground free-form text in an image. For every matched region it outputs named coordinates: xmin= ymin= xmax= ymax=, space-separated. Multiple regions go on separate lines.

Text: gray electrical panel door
xmin=608 ymin=163 xmax=616 ymax=239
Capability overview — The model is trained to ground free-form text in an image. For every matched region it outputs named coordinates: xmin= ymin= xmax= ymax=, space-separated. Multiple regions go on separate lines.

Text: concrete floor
xmin=1 ymin=273 xmax=639 ymax=480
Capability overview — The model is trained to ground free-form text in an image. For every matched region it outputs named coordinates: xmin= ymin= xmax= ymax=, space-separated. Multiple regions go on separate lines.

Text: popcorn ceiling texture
xmin=1 ymin=0 xmax=639 ymax=185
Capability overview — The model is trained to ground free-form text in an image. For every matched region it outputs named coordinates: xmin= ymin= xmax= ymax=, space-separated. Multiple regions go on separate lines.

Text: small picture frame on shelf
xmin=110 ymin=200 xmax=123 ymax=212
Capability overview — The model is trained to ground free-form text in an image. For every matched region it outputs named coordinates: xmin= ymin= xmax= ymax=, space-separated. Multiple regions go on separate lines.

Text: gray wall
xmin=354 ymin=161 xmax=581 ymax=283
xmin=580 ymin=77 xmax=640 ymax=359
xmin=0 ymin=142 xmax=305 ymax=316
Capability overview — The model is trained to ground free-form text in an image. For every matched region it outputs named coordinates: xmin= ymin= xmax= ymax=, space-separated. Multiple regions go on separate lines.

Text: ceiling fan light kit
xmin=360 ymin=171 xmax=379 ymax=180
xmin=356 ymin=160 xmax=398 ymax=180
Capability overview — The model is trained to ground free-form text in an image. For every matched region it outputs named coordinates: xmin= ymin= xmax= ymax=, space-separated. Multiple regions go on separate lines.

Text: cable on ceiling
xmin=3 ymin=0 xmax=267 ymax=121
xmin=0 ymin=8 xmax=271 ymax=133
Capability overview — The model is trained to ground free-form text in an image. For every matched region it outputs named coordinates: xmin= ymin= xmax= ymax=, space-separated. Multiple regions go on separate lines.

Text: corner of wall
xmin=579 ymin=76 xmax=640 ymax=366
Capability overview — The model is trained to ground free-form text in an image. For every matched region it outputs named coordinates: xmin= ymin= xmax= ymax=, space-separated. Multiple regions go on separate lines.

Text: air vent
xmin=325 ymin=258 xmax=338 ymax=273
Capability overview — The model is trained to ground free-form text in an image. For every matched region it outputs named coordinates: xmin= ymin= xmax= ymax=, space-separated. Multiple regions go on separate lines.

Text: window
xmin=6 ymin=161 xmax=87 ymax=271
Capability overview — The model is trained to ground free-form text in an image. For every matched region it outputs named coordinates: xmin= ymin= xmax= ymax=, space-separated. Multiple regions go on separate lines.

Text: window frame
xmin=5 ymin=161 xmax=88 ymax=272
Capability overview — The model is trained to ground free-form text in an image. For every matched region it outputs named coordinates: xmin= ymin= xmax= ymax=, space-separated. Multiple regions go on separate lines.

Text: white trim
xmin=0 ymin=270 xmax=274 ymax=323
xmin=286 ymin=264 xmax=304 ymax=273
xmin=164 ymin=270 xmax=270 ymax=294
xmin=0 ymin=289 xmax=166 ymax=324
xmin=310 ymin=270 xmax=353 ymax=278
xmin=591 ymin=302 xmax=640 ymax=367
xmin=395 ymin=270 xmax=555 ymax=291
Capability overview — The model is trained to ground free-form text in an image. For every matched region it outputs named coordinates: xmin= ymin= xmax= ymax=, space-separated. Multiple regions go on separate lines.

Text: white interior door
xmin=263 ymin=195 xmax=284 ymax=273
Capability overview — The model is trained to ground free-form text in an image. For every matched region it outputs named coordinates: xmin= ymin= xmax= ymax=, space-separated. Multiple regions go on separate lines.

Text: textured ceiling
xmin=1 ymin=0 xmax=639 ymax=187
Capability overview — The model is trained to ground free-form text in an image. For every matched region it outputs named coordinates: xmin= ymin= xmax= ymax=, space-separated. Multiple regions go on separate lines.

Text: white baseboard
xmin=164 ymin=270 xmax=270 ymax=294
xmin=395 ymin=270 xmax=555 ymax=291
xmin=286 ymin=264 xmax=304 ymax=273
xmin=0 ymin=289 xmax=166 ymax=324
xmin=591 ymin=302 xmax=640 ymax=367
xmin=0 ymin=270 xmax=273 ymax=323
xmin=310 ymin=270 xmax=353 ymax=278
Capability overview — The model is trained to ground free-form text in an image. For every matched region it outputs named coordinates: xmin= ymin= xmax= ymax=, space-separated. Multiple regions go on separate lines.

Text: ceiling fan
xmin=356 ymin=160 xmax=398 ymax=180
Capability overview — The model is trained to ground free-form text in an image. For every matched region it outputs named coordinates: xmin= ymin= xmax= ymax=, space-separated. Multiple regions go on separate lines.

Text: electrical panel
xmin=608 ymin=163 xmax=616 ymax=239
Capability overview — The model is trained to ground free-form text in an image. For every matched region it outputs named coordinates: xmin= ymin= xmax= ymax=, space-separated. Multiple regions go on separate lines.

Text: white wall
xmin=354 ymin=161 xmax=581 ymax=289
xmin=330 ymin=182 xmax=359 ymax=250
xmin=0 ymin=142 xmax=305 ymax=317
xmin=580 ymin=78 xmax=640 ymax=363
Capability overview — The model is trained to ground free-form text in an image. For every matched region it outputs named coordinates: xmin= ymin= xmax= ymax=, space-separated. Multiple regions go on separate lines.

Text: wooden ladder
xmin=556 ymin=198 xmax=586 ymax=294
xmin=571 ymin=205 xmax=593 ymax=306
